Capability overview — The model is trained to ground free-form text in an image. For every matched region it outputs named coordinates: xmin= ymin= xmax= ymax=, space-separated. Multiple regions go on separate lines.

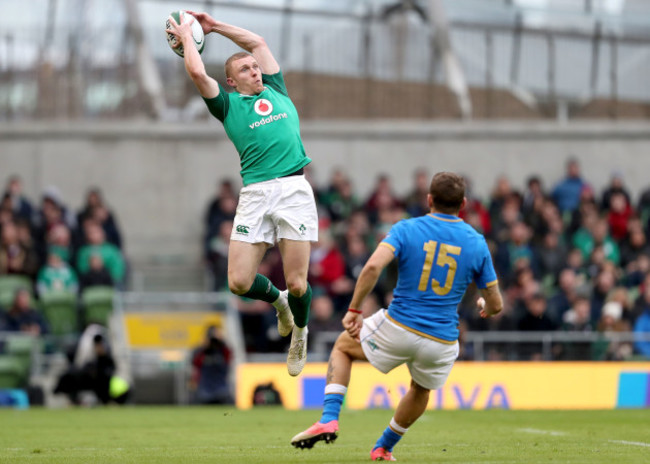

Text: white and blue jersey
xmin=381 ymin=213 xmax=498 ymax=344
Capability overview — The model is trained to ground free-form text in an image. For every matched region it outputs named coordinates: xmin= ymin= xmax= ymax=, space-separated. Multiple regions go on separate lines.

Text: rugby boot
xmin=370 ymin=447 xmax=397 ymax=461
xmin=287 ymin=327 xmax=307 ymax=376
xmin=272 ymin=290 xmax=294 ymax=337
xmin=291 ymin=420 xmax=339 ymax=449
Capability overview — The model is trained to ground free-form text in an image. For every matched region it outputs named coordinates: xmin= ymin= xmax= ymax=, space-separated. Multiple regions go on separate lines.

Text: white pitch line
xmin=608 ymin=440 xmax=650 ymax=448
xmin=517 ymin=428 xmax=567 ymax=436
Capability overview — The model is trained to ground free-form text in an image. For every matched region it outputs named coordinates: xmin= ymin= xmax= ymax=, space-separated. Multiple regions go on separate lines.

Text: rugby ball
xmin=166 ymin=11 xmax=205 ymax=57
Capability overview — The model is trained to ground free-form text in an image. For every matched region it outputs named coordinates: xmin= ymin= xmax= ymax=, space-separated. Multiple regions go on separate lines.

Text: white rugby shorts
xmin=360 ymin=309 xmax=459 ymax=390
xmin=231 ymin=175 xmax=318 ymax=245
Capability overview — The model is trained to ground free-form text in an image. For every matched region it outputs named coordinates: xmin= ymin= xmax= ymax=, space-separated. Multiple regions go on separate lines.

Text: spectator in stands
xmin=521 ymin=175 xmax=545 ymax=221
xmin=620 ymin=219 xmax=650 ymax=269
xmin=561 ymin=296 xmax=594 ymax=332
xmin=204 ymin=179 xmax=238 ymax=255
xmin=547 ymin=268 xmax=580 ymax=324
xmin=3 ymin=175 xmax=34 ymax=224
xmin=488 ymin=175 xmax=514 ymax=225
xmin=403 ymin=168 xmax=429 ymax=218
xmin=309 ymin=228 xmax=351 ymax=303
xmin=76 ymin=222 xmax=125 ymax=285
xmin=529 ymin=198 xmax=561 ymax=244
xmin=632 ymin=273 xmax=650 ymax=323
xmin=36 ymin=251 xmax=78 ymax=296
xmin=590 ymin=265 xmax=618 ymax=321
xmin=601 ymin=171 xmax=631 ymax=211
xmin=342 ymin=233 xmax=371 ymax=285
xmin=46 ymin=223 xmax=73 ymax=265
xmin=516 ymin=293 xmax=557 ymax=360
xmin=0 ymin=220 xmax=39 ymax=278
xmin=593 ymin=301 xmax=633 ymax=361
xmin=190 ymin=325 xmax=234 ymax=404
xmin=308 ymin=292 xmax=342 ymax=343
xmin=0 ymin=288 xmax=47 ymax=335
xmin=37 ymin=186 xmax=77 ymax=231
xmin=633 ymin=302 xmax=650 ymax=358
xmin=551 ymin=157 xmax=586 ymax=213
xmin=574 ymin=217 xmax=620 ymax=266
xmin=494 ymin=221 xmax=536 ymax=279
xmin=323 ymin=177 xmax=359 ymax=223
xmin=535 ymin=231 xmax=567 ymax=285
xmin=79 ymin=254 xmax=114 ymax=292
xmin=364 ymin=174 xmax=402 ymax=225
xmin=459 ymin=175 xmax=491 ymax=237
xmin=558 ymin=295 xmax=595 ymax=360
xmin=518 ymin=293 xmax=557 ymax=332
xmin=206 ymin=220 xmax=232 ymax=291
xmin=0 ymin=194 xmax=14 ymax=226
xmin=606 ymin=191 xmax=634 ymax=242
xmin=77 ymin=188 xmax=122 ymax=249
xmin=565 ymin=247 xmax=589 ymax=285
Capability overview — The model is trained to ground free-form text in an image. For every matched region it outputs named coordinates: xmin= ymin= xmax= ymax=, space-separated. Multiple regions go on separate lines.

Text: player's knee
xmin=228 ymin=275 xmax=252 ymax=296
xmin=285 ymin=277 xmax=306 ymax=297
xmin=334 ymin=331 xmax=363 ymax=357
xmin=411 ymin=379 xmax=430 ymax=395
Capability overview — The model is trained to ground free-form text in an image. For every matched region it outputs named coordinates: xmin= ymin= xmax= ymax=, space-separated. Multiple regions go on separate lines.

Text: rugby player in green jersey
xmin=167 ymin=12 xmax=316 ymax=376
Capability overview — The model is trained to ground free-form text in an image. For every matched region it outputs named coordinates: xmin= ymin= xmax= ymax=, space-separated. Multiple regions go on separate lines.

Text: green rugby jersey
xmin=203 ymin=71 xmax=311 ymax=186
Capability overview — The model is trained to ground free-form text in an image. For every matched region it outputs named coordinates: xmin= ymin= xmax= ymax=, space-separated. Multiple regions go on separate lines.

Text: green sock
xmin=288 ymin=283 xmax=312 ymax=328
xmin=241 ymin=274 xmax=280 ymax=303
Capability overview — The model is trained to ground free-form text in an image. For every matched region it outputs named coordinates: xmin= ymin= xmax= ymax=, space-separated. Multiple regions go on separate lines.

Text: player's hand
xmin=477 ymin=297 xmax=494 ymax=318
xmin=185 ymin=10 xmax=216 ymax=35
xmin=342 ymin=311 xmax=363 ymax=342
xmin=166 ymin=15 xmax=194 ymax=47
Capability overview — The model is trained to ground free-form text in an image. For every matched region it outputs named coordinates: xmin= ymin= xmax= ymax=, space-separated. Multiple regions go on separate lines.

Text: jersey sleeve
xmin=262 ymin=71 xmax=289 ymax=97
xmin=381 ymin=220 xmax=406 ymax=258
xmin=202 ymin=82 xmax=230 ymax=122
xmin=473 ymin=237 xmax=498 ymax=289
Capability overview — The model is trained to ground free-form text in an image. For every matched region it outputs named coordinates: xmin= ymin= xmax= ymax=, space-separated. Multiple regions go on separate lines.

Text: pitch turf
xmin=0 ymin=407 xmax=648 ymax=463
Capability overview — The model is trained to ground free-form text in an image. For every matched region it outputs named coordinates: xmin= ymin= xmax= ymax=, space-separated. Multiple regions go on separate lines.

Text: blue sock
xmin=374 ymin=427 xmax=403 ymax=452
xmin=320 ymin=393 xmax=344 ymax=423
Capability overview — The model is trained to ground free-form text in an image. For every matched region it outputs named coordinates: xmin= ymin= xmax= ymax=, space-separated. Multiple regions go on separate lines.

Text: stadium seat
xmin=40 ymin=291 xmax=79 ymax=336
xmin=81 ymin=286 xmax=115 ymax=327
xmin=0 ymin=355 xmax=25 ymax=389
xmin=0 ymin=275 xmax=33 ymax=309
xmin=5 ymin=335 xmax=38 ymax=379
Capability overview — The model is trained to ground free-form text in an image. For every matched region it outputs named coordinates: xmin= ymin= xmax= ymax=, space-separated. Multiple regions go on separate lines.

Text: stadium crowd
xmin=204 ymin=159 xmax=650 ymax=361
xmin=0 ymin=175 xmax=125 ymax=336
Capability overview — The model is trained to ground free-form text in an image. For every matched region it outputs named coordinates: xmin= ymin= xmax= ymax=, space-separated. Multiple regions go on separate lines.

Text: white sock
xmin=389 ymin=417 xmax=408 ymax=435
xmin=293 ymin=325 xmax=308 ymax=338
xmin=272 ymin=293 xmax=286 ymax=311
xmin=325 ymin=384 xmax=347 ymax=395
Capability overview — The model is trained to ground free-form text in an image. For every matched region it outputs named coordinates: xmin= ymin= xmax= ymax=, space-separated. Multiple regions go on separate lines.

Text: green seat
xmin=40 ymin=291 xmax=78 ymax=336
xmin=0 ymin=355 xmax=25 ymax=389
xmin=5 ymin=335 xmax=39 ymax=378
xmin=0 ymin=275 xmax=33 ymax=309
xmin=81 ymin=286 xmax=115 ymax=327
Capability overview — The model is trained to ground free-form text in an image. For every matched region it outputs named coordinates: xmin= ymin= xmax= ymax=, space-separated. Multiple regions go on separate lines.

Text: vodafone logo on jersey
xmin=254 ymin=99 xmax=273 ymax=116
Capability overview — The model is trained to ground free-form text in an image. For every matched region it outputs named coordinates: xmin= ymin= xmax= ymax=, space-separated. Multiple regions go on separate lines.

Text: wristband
xmin=348 ymin=308 xmax=362 ymax=314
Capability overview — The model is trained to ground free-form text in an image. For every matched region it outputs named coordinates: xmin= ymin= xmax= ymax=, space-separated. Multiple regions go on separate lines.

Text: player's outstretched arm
xmin=186 ymin=12 xmax=280 ymax=75
xmin=345 ymin=245 xmax=395 ymax=339
xmin=478 ymin=284 xmax=503 ymax=318
xmin=166 ymin=15 xmax=220 ymax=98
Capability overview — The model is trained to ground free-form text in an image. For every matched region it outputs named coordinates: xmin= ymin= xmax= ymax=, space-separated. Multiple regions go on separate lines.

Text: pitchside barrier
xmin=236 ymin=361 xmax=650 ymax=410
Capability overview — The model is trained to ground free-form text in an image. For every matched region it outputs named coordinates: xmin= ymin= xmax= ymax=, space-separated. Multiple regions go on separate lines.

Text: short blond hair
xmin=225 ymin=52 xmax=253 ymax=78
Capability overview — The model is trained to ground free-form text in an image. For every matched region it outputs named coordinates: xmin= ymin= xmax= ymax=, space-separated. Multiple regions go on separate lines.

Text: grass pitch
xmin=0 ymin=407 xmax=648 ymax=463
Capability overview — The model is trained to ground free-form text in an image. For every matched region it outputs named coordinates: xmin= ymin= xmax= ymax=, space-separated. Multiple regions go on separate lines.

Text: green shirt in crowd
xmin=76 ymin=243 xmax=125 ymax=283
xmin=36 ymin=264 xmax=78 ymax=294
